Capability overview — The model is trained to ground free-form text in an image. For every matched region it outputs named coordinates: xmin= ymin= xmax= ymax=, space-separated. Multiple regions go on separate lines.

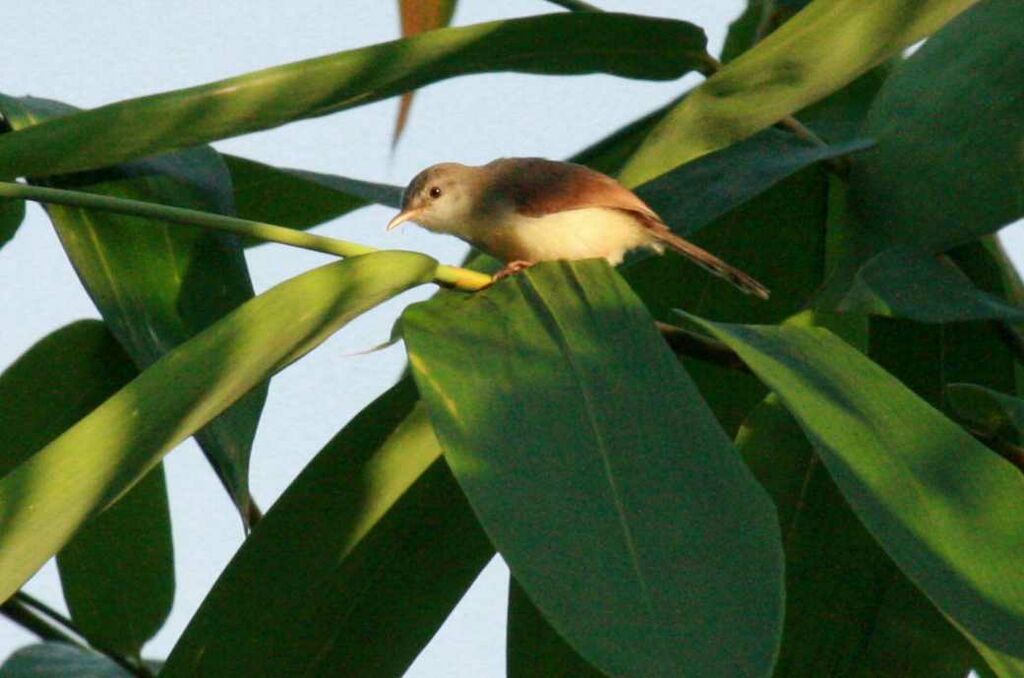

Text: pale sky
xmin=1 ymin=1 xmax=1020 ymax=675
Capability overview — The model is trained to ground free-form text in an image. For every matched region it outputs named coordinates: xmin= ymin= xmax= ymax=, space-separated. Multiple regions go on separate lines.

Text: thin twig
xmin=656 ymin=322 xmax=751 ymax=373
xmin=0 ymin=181 xmax=492 ymax=292
xmin=966 ymin=428 xmax=1024 ymax=474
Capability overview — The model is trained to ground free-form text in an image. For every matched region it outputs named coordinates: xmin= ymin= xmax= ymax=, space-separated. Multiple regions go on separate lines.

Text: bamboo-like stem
xmin=0 ymin=181 xmax=492 ymax=291
xmin=543 ymin=0 xmax=602 ymax=11
xmin=13 ymin=591 xmax=79 ymax=637
xmin=1 ymin=598 xmax=78 ymax=646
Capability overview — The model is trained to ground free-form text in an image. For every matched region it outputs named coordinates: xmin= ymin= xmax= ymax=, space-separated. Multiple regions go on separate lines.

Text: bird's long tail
xmin=651 ymin=229 xmax=770 ymax=300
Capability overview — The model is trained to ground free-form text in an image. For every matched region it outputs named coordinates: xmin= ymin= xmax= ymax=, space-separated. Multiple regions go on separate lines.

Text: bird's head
xmin=387 ymin=162 xmax=477 ymax=236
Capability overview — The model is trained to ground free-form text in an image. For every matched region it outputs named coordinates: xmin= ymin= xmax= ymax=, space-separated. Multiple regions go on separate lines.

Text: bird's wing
xmin=485 ymin=157 xmax=662 ymax=222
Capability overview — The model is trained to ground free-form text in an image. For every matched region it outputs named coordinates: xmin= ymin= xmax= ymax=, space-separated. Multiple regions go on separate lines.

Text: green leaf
xmin=0 ymin=251 xmax=436 ymax=603
xmin=0 ymin=642 xmax=134 ymax=677
xmin=849 ymin=0 xmax=1024 ymax=252
xmin=947 ymin=384 xmax=1024 ymax=443
xmin=507 ymin=578 xmax=605 ymax=678
xmin=0 ymin=195 xmax=23 ymax=250
xmin=865 ymin=242 xmax=1020 ymax=417
xmin=0 ymin=321 xmax=135 ymax=478
xmin=57 ymin=466 xmax=174 ymax=659
xmin=720 ymin=0 xmax=765 ymax=63
xmin=162 ymin=378 xmax=493 ymax=677
xmin=223 ymin=154 xmax=402 ymax=239
xmin=0 ymin=14 xmax=708 ymax=179
xmin=737 ymin=395 xmax=980 ymax=676
xmin=681 ymin=314 xmax=1024 ymax=662
xmin=619 ymin=0 xmax=977 ymax=185
xmin=0 ymin=95 xmax=267 ymax=522
xmin=0 ymin=319 xmax=174 ymax=658
xmin=720 ymin=1 xmax=819 ymax=63
xmin=403 ymin=260 xmax=784 ymax=677
xmin=0 ymin=114 xmax=25 ymax=250
xmin=838 ymin=246 xmax=1024 ymax=322
xmin=633 ymin=130 xmax=871 ymax=230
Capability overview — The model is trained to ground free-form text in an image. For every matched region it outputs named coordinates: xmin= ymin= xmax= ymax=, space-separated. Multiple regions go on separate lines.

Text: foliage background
xmin=0 ymin=1 xmax=749 ymax=674
xmin=1 ymin=0 xmax=1021 ymax=675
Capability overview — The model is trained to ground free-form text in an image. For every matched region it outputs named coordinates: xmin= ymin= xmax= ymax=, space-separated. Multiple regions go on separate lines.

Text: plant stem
xmin=543 ymin=0 xmax=602 ymax=11
xmin=1 ymin=597 xmax=78 ymax=646
xmin=966 ymin=427 xmax=1024 ymax=474
xmin=13 ymin=591 xmax=79 ymax=636
xmin=0 ymin=181 xmax=492 ymax=292
xmin=2 ymin=593 xmax=154 ymax=677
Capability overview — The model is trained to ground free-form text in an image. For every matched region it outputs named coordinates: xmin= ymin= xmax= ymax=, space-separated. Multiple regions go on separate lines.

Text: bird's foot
xmin=492 ymin=260 xmax=534 ymax=282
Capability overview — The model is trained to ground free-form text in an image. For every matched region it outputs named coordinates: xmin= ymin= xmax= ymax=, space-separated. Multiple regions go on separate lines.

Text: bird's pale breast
xmin=474 ymin=207 xmax=659 ymax=264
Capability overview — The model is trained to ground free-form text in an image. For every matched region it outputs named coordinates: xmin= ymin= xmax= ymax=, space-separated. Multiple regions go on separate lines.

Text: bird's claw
xmin=492 ymin=260 xmax=534 ymax=282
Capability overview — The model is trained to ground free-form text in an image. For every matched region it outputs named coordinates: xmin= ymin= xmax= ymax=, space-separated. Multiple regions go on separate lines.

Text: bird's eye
xmin=428 ymin=186 xmax=442 ymax=199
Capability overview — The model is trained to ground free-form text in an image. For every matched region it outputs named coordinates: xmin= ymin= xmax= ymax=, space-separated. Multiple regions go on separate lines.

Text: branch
xmin=1 ymin=597 xmax=77 ymax=646
xmin=2 ymin=593 xmax=154 ymax=677
xmin=656 ymin=322 xmax=751 ymax=373
xmin=13 ymin=591 xmax=79 ymax=637
xmin=0 ymin=181 xmax=492 ymax=292
xmin=966 ymin=428 xmax=1024 ymax=474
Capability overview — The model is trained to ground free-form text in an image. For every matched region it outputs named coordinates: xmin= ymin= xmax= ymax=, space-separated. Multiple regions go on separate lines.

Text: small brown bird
xmin=387 ymin=157 xmax=769 ymax=299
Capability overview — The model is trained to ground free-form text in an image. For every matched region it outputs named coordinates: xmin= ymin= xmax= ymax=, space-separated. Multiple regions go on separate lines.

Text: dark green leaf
xmin=0 ymin=14 xmax=708 ymax=179
xmin=738 ymin=395 xmax=980 ymax=676
xmin=633 ymin=130 xmax=871 ymax=234
xmin=619 ymin=0 xmax=976 ymax=185
xmin=0 ymin=94 xmax=266 ymax=521
xmin=57 ymin=466 xmax=173 ymax=659
xmin=0 ymin=642 xmax=133 ymax=677
xmin=404 ymin=260 xmax=784 ymax=677
xmin=682 ymin=314 xmax=1024 ymax=662
xmin=0 ymin=251 xmax=437 ymax=602
xmin=865 ymin=241 xmax=1019 ymax=420
xmin=720 ymin=0 xmax=765 ymax=63
xmin=223 ymin=154 xmax=401 ymax=239
xmin=0 ymin=321 xmax=135 ymax=478
xmin=838 ymin=246 xmax=1024 ymax=322
xmin=507 ymin=578 xmax=605 ymax=678
xmin=849 ymin=0 xmax=1024 ymax=251
xmin=0 ymin=196 xmax=23 ymax=250
xmin=0 ymin=320 xmax=174 ymax=658
xmin=162 ymin=378 xmax=492 ymax=677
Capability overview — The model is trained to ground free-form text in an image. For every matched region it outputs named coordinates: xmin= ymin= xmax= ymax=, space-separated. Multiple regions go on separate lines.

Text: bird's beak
xmin=386 ymin=208 xmax=421 ymax=231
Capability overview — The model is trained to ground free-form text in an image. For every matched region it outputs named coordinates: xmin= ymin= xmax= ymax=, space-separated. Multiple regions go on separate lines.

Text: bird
xmin=386 ymin=157 xmax=769 ymax=299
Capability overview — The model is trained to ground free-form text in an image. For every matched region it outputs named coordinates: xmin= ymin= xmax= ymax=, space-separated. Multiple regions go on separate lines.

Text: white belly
xmin=475 ymin=208 xmax=658 ymax=264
